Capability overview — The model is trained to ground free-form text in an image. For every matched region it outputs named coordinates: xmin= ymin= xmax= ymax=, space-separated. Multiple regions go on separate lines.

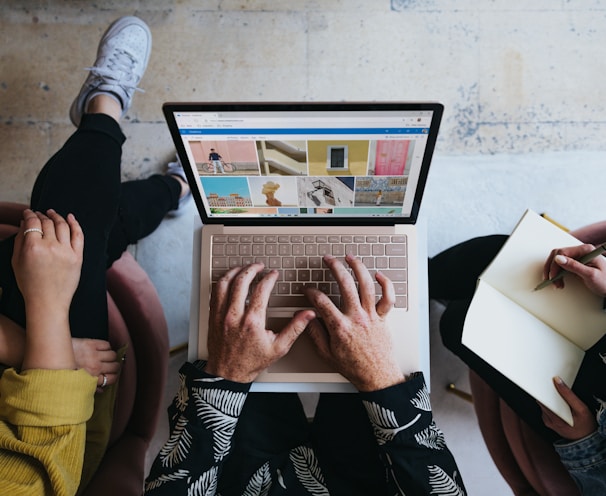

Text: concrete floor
xmin=3 ymin=4 xmax=606 ymax=494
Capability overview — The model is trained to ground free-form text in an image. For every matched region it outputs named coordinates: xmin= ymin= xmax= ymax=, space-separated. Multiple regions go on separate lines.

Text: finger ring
xmin=100 ymin=373 xmax=108 ymax=388
xmin=23 ymin=228 xmax=44 ymax=237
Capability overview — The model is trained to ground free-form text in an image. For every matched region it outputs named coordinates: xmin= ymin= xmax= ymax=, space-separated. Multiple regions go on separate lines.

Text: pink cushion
xmin=105 ymin=252 xmax=168 ymax=442
xmin=470 ymin=370 xmax=580 ymax=495
xmin=0 ymin=201 xmax=28 ymax=227
xmin=0 ymin=225 xmax=18 ymax=239
xmin=0 ymin=201 xmax=26 ymax=239
xmin=106 ymin=292 xmax=136 ymax=447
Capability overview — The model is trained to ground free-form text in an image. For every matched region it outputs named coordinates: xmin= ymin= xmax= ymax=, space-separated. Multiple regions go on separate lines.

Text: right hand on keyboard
xmin=304 ymin=254 xmax=406 ymax=392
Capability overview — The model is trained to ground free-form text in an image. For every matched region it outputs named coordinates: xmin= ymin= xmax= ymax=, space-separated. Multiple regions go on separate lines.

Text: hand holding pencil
xmin=537 ymin=243 xmax=606 ymax=295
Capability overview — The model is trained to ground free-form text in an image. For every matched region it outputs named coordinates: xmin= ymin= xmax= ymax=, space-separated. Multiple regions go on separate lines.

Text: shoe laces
xmin=84 ymin=48 xmax=145 ymax=93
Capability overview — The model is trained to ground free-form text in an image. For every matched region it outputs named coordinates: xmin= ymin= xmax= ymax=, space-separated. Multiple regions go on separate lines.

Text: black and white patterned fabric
xmin=145 ymin=362 xmax=467 ymax=496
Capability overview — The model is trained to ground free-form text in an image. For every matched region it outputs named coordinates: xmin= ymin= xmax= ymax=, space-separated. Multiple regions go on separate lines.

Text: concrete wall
xmin=1 ymin=1 xmax=606 ymax=203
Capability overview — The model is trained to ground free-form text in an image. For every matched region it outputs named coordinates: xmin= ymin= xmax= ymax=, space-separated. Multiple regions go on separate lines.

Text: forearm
xmin=360 ymin=374 xmax=467 ymax=495
xmin=21 ymin=302 xmax=75 ymax=371
xmin=570 ymin=221 xmax=606 ymax=246
xmin=145 ymin=361 xmax=251 ymax=495
xmin=0 ymin=314 xmax=25 ymax=368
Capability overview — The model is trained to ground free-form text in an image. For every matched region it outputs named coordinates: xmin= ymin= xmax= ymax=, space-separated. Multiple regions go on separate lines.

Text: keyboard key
xmin=375 ymin=257 xmax=388 ymax=269
xmin=381 ymin=269 xmax=407 ymax=281
xmin=393 ymin=282 xmax=407 ymax=294
xmin=332 ymin=244 xmax=345 ymax=256
xmin=386 ymin=244 xmax=406 ymax=256
xmin=318 ymin=244 xmax=331 ymax=255
xmin=309 ymin=257 xmax=322 ymax=268
xmin=358 ymin=244 xmax=371 ymax=256
xmin=395 ymin=296 xmax=407 ymax=308
xmin=389 ymin=257 xmax=406 ymax=268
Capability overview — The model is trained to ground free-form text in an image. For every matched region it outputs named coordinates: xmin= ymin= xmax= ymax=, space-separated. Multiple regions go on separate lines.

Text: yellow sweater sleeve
xmin=0 ymin=368 xmax=97 ymax=496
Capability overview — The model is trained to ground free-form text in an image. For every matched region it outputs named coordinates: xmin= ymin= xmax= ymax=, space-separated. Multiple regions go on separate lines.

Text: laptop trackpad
xmin=266 ymin=317 xmax=335 ymax=374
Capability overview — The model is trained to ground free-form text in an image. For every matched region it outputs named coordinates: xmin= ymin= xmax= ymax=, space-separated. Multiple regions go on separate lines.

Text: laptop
xmin=163 ymin=102 xmax=443 ymax=391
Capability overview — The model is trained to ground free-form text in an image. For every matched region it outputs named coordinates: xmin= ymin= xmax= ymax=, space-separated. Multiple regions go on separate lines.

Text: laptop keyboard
xmin=210 ymin=233 xmax=408 ymax=309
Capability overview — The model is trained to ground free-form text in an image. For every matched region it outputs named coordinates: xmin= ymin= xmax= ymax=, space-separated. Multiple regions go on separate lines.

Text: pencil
xmin=534 ymin=244 xmax=606 ymax=291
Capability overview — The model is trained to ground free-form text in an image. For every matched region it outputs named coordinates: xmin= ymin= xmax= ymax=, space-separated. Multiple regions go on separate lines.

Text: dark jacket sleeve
xmin=144 ymin=361 xmax=251 ymax=495
xmin=359 ymin=373 xmax=467 ymax=496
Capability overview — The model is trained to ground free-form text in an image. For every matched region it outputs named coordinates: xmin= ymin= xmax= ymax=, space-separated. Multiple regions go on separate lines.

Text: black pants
xmin=217 ymin=393 xmax=387 ymax=495
xmin=0 ymin=113 xmax=180 ymax=340
xmin=429 ymin=235 xmax=606 ymax=442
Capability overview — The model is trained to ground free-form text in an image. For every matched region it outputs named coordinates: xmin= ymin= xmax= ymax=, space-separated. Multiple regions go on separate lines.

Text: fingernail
xmin=555 ymin=255 xmax=567 ymax=265
xmin=553 ymin=376 xmax=566 ymax=386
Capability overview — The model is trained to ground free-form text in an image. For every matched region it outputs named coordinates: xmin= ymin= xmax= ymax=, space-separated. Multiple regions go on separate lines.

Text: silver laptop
xmin=163 ymin=102 xmax=443 ymax=391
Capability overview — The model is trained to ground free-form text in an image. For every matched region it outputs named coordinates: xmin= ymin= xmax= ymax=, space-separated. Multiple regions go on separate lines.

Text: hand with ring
xmin=72 ymin=338 xmax=121 ymax=390
xmin=12 ymin=209 xmax=84 ymax=371
xmin=12 ymin=209 xmax=84 ymax=315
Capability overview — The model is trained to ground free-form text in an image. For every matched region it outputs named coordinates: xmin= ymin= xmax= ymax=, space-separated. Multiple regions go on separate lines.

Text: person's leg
xmin=431 ymin=235 xmax=564 ymax=440
xmin=311 ymin=393 xmax=388 ymax=495
xmin=106 ymin=174 xmax=181 ymax=264
xmin=0 ymin=17 xmax=151 ymax=341
xmin=106 ymin=153 xmax=191 ymax=265
xmin=439 ymin=298 xmax=560 ymax=442
xmin=0 ymin=109 xmax=124 ymax=339
xmin=217 ymin=392 xmax=310 ymax=494
xmin=429 ymin=234 xmax=507 ymax=300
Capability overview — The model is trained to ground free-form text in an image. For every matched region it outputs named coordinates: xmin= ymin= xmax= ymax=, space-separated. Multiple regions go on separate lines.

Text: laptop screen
xmin=163 ymin=102 xmax=443 ymax=226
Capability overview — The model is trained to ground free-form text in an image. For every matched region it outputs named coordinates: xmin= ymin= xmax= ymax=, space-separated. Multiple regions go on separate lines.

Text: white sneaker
xmin=70 ymin=16 xmax=152 ymax=126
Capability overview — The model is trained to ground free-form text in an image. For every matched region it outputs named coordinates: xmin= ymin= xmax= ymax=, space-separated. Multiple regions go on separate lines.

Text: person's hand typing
xmin=204 ymin=263 xmax=315 ymax=383
xmin=543 ymin=244 xmax=606 ymax=296
xmin=304 ymin=254 xmax=405 ymax=392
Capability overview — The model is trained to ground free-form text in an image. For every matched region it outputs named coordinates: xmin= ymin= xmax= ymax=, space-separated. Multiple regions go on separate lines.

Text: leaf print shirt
xmin=144 ymin=362 xmax=467 ymax=496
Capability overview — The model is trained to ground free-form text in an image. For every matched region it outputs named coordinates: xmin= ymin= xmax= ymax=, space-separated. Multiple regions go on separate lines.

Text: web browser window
xmin=170 ymin=108 xmax=437 ymax=220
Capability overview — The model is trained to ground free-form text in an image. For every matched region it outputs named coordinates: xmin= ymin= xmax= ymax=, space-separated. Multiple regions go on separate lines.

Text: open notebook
xmin=163 ymin=102 xmax=443 ymax=391
xmin=462 ymin=210 xmax=606 ymax=424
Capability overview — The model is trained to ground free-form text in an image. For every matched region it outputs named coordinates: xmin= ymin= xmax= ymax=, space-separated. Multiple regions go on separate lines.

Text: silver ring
xmin=101 ymin=374 xmax=108 ymax=388
xmin=23 ymin=227 xmax=44 ymax=237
